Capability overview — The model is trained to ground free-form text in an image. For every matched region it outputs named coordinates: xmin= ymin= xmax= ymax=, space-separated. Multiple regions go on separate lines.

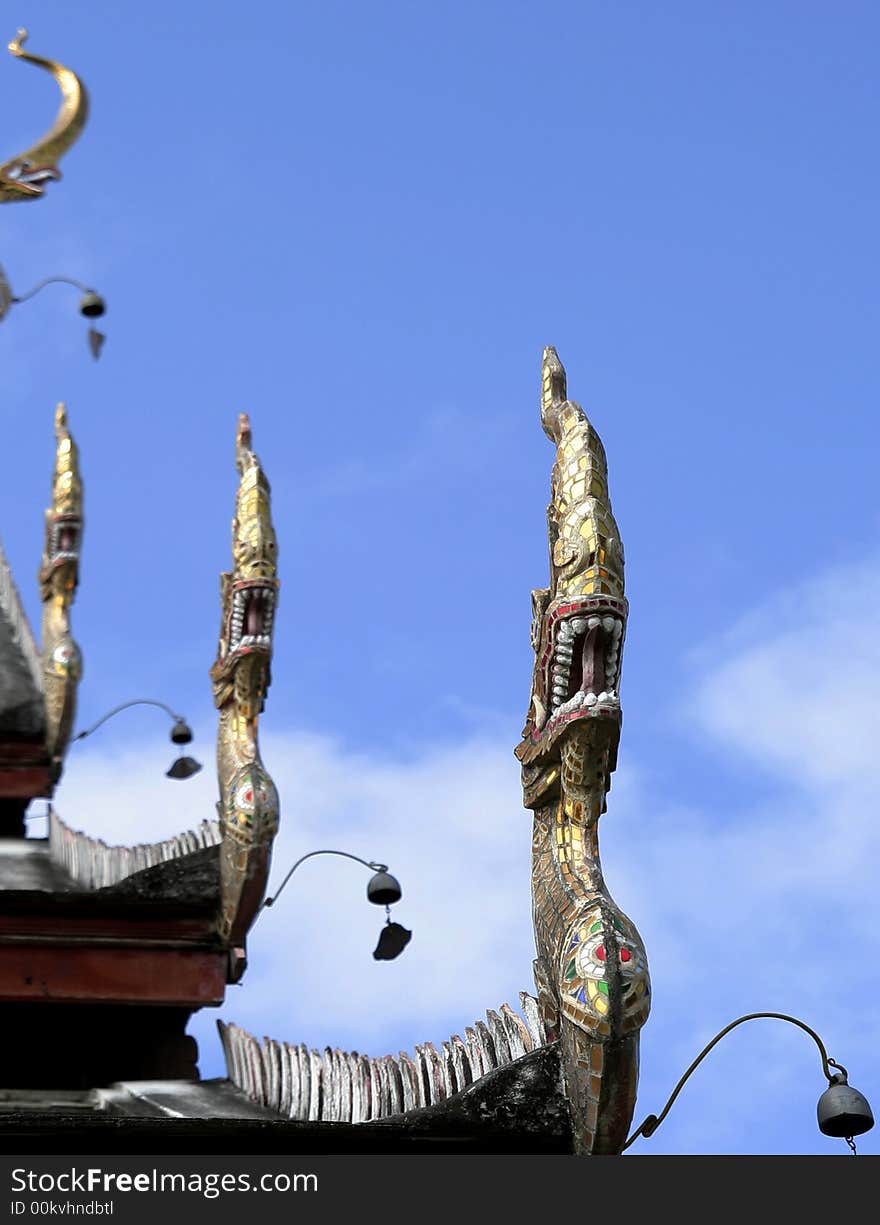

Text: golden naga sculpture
xmin=39 ymin=403 xmax=83 ymax=777
xmin=210 ymin=415 xmax=280 ymax=952
xmin=515 ymin=347 xmax=650 ymax=1154
xmin=0 ymin=29 xmax=89 ymax=202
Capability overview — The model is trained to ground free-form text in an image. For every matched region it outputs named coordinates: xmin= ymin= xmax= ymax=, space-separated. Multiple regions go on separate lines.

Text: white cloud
xmin=685 ymin=553 xmax=880 ymax=787
xmin=51 ymin=730 xmax=537 ymax=1062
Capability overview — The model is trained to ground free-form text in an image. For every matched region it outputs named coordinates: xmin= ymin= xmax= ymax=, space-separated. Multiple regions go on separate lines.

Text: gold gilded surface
xmin=1 ymin=30 xmax=89 ymax=202
xmin=518 ymin=348 xmax=649 ymax=1155
xmin=39 ymin=403 xmax=82 ymax=775
xmin=210 ymin=415 xmax=280 ymax=942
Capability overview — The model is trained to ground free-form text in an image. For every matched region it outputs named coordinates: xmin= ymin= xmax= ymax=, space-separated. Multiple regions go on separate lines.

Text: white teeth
xmin=557 ymin=622 xmax=574 ymax=642
xmin=571 ymin=618 xmax=587 ymax=634
xmin=556 ymin=642 xmax=573 ymax=656
xmin=532 ymin=696 xmax=547 ymax=729
xmin=602 ymin=616 xmax=615 ymax=633
xmin=588 ymin=616 xmax=600 ymax=629
xmin=584 ymin=692 xmax=598 ymax=707
xmin=598 ymin=691 xmax=609 ymax=702
xmin=613 ymin=621 xmax=623 ymax=638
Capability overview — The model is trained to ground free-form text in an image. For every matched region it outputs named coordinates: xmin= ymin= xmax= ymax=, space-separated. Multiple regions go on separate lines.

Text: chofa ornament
xmin=40 ymin=403 xmax=84 ymax=776
xmin=515 ymin=346 xmax=650 ymax=1155
xmin=0 ymin=30 xmax=88 ymax=203
xmin=211 ymin=415 xmax=281 ymax=946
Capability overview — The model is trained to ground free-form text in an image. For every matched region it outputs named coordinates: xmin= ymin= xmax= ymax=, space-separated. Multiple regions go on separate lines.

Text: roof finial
xmin=1 ymin=29 xmax=89 ymax=203
xmin=541 ymin=346 xmax=569 ymax=441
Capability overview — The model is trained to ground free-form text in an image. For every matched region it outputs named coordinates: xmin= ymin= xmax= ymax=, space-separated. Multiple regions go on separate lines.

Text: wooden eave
xmin=0 ymin=847 xmax=228 ymax=1008
xmin=0 ymin=739 xmax=53 ymax=799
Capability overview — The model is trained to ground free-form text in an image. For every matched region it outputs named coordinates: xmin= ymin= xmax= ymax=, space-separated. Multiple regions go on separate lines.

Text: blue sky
xmin=1 ymin=2 xmax=878 ymax=1154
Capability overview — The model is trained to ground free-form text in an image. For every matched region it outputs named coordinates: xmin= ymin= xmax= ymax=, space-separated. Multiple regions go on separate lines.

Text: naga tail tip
xmin=541 ymin=346 xmax=568 ymax=441
xmin=235 ymin=412 xmax=252 ymax=470
xmin=55 ymin=401 xmax=68 ymax=433
xmin=8 ymin=29 xmax=27 ymax=56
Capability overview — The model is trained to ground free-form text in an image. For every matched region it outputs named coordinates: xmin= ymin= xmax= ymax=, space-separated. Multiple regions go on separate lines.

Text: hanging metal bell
xmin=366 ymin=870 xmax=402 ymax=905
xmin=170 ymin=718 xmax=194 ymax=745
xmin=79 ymin=290 xmax=106 ymax=318
xmin=817 ymin=1073 xmax=874 ymax=1137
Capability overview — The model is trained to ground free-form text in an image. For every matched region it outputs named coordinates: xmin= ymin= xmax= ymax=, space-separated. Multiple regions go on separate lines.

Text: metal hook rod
xmin=623 ymin=1012 xmax=838 ymax=1151
xmin=259 ymin=849 xmax=389 ymax=914
xmin=11 ymin=275 xmax=95 ymax=304
xmin=73 ymin=698 xmax=186 ymax=740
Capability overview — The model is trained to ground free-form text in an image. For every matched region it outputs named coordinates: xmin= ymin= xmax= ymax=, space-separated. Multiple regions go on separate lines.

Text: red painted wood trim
xmin=0 ymin=913 xmax=217 ymax=941
xmin=0 ymin=741 xmax=48 ymax=756
xmin=0 ymin=945 xmax=227 ymax=1005
xmin=0 ymin=766 xmax=53 ymax=797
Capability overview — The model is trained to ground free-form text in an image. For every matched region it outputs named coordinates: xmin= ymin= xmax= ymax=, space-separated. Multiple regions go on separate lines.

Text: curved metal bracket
xmin=623 ymin=1011 xmax=839 ymax=1150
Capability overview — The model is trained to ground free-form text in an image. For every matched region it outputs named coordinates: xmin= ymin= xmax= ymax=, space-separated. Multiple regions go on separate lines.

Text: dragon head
xmin=38 ymin=403 xmax=82 ymax=604
xmin=0 ymin=160 xmax=62 ymax=201
xmin=515 ymin=348 xmax=627 ymax=810
xmin=0 ymin=31 xmax=88 ymax=205
xmin=210 ymin=414 xmax=279 ymax=717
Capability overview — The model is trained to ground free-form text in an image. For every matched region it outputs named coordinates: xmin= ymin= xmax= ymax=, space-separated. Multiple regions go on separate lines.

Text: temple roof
xmin=0 ymin=1047 xmax=572 ymax=1155
xmin=0 ymin=837 xmax=76 ymax=892
xmin=0 ymin=539 xmax=44 ymax=741
xmin=0 ymin=834 xmax=220 ymax=902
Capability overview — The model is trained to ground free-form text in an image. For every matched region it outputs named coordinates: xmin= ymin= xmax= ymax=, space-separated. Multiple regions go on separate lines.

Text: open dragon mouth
xmin=2 ymin=160 xmax=61 ymax=195
xmin=533 ymin=599 xmax=626 ymax=739
xmin=229 ymin=582 xmax=277 ymax=654
xmin=49 ymin=518 xmax=80 ymax=565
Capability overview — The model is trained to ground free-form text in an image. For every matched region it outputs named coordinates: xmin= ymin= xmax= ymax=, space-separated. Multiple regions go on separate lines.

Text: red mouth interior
xmin=580 ymin=624 xmax=606 ymax=697
xmin=539 ymin=609 xmax=624 ymax=723
xmin=245 ymin=591 xmax=265 ymax=637
xmin=552 ymin=623 xmax=611 ymax=706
